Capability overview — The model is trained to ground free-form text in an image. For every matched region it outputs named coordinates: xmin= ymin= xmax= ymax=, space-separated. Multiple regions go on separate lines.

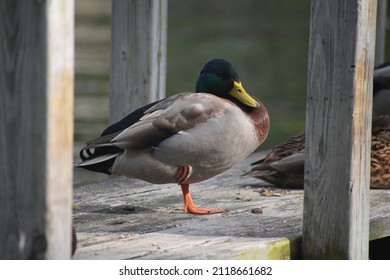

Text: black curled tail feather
xmin=78 ymin=146 xmax=123 ymax=175
xmin=80 ymin=147 xmax=94 ymax=161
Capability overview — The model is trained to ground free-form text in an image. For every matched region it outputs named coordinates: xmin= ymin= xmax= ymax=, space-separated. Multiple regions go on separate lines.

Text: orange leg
xmin=181 ymin=184 xmax=225 ymax=215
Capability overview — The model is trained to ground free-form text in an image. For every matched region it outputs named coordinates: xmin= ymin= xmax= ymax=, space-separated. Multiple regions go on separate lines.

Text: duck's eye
xmin=217 ymin=71 xmax=226 ymax=78
xmin=237 ymin=89 xmax=242 ymax=93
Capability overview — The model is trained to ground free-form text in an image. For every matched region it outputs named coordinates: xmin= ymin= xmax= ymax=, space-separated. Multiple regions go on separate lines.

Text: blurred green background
xmin=73 ymin=0 xmax=385 ymax=183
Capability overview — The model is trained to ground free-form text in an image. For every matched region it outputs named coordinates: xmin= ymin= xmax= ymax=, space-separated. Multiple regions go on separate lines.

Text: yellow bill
xmin=229 ymin=81 xmax=259 ymax=108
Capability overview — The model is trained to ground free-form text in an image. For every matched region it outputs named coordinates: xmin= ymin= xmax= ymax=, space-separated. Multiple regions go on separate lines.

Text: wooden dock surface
xmin=72 ymin=152 xmax=390 ymax=259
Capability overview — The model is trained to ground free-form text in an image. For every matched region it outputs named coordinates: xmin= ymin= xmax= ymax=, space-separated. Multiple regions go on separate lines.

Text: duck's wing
xmin=77 ymin=93 xmax=225 ymax=172
xmin=101 ymin=99 xmax=161 ymax=136
xmin=243 ymin=150 xmax=305 ymax=189
xmin=251 ymin=132 xmax=305 ymax=166
xmin=268 ymin=152 xmax=305 ymax=174
xmin=245 ymin=150 xmax=304 ymax=176
xmin=101 ymin=92 xmax=225 ymax=150
xmin=245 ymin=132 xmax=305 ymax=188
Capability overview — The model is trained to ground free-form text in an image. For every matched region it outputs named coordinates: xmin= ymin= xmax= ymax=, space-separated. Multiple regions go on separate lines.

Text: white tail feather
xmin=75 ymin=153 xmax=121 ymax=167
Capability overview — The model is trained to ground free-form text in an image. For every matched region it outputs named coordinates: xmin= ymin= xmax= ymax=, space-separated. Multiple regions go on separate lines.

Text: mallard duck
xmin=77 ymin=59 xmax=270 ymax=214
xmin=245 ymin=63 xmax=390 ymax=189
xmin=245 ymin=115 xmax=389 ymax=189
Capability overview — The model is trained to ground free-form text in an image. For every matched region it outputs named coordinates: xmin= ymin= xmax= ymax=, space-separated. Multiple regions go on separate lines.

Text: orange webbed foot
xmin=181 ymin=184 xmax=225 ymax=215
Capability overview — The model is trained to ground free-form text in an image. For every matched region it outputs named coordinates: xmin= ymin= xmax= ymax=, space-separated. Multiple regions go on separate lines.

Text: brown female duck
xmin=245 ymin=115 xmax=389 ymax=189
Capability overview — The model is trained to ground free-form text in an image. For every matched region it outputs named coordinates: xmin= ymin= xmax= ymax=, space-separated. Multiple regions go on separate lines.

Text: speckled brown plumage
xmin=246 ymin=133 xmax=305 ymax=188
xmin=252 ymin=133 xmax=305 ymax=164
xmin=370 ymin=115 xmax=390 ymax=188
xmin=246 ymin=115 xmax=390 ymax=189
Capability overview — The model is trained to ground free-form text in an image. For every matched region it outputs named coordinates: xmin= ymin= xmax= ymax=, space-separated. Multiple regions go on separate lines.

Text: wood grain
xmin=109 ymin=0 xmax=168 ymax=124
xmin=45 ymin=0 xmax=74 ymax=259
xmin=303 ymin=0 xmax=377 ymax=259
xmin=0 ymin=0 xmax=74 ymax=259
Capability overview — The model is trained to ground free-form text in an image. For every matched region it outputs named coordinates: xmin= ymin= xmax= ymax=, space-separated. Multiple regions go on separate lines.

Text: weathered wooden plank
xmin=72 ymin=152 xmax=304 ymax=260
xmin=303 ymin=0 xmax=377 ymax=259
xmin=109 ymin=0 xmax=168 ymax=124
xmin=0 ymin=0 xmax=74 ymax=259
xmin=45 ymin=0 xmax=74 ymax=259
xmin=375 ymin=0 xmax=387 ymax=64
xmin=71 ymin=153 xmax=390 ymax=260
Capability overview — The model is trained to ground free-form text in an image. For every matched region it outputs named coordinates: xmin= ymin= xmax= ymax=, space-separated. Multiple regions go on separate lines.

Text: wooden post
xmin=375 ymin=0 xmax=387 ymax=64
xmin=303 ymin=0 xmax=377 ymax=259
xmin=0 ymin=0 xmax=74 ymax=259
xmin=110 ymin=0 xmax=168 ymax=124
